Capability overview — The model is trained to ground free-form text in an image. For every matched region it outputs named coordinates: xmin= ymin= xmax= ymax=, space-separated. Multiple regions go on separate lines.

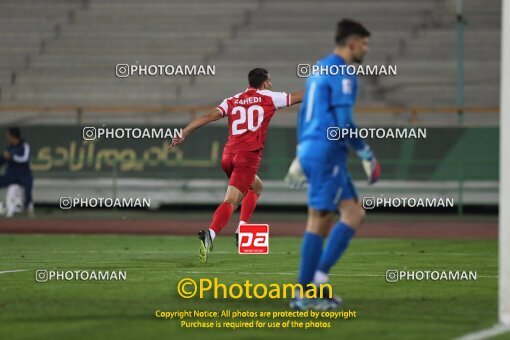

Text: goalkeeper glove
xmin=356 ymin=145 xmax=381 ymax=185
xmin=284 ymin=157 xmax=307 ymax=189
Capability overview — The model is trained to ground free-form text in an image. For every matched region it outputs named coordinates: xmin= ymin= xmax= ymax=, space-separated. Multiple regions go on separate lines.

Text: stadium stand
xmin=0 ymin=0 xmax=81 ymax=100
xmin=0 ymin=0 xmax=501 ymax=126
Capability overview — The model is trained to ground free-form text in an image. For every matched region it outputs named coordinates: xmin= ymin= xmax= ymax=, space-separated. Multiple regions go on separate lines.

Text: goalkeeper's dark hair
xmin=248 ymin=68 xmax=269 ymax=88
xmin=335 ymin=19 xmax=371 ymax=46
xmin=7 ymin=127 xmax=21 ymax=140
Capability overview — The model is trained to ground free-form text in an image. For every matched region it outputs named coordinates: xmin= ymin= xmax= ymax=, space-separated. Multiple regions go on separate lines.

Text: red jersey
xmin=216 ymin=87 xmax=291 ymax=153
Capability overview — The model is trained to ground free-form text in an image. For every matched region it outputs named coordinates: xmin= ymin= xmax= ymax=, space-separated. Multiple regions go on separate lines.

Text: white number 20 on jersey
xmin=231 ymin=105 xmax=264 ymax=135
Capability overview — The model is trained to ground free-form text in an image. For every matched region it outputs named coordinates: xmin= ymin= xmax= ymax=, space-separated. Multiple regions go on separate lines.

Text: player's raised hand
xmin=168 ymin=136 xmax=186 ymax=149
xmin=356 ymin=145 xmax=381 ymax=185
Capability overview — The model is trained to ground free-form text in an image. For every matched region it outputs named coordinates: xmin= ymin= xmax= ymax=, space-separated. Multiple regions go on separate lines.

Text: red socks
xmin=209 ymin=190 xmax=259 ymax=236
xmin=240 ymin=190 xmax=259 ymax=223
xmin=209 ymin=202 xmax=235 ymax=234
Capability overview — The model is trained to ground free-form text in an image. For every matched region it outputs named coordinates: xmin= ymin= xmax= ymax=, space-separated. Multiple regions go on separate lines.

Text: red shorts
xmin=221 ymin=150 xmax=262 ymax=194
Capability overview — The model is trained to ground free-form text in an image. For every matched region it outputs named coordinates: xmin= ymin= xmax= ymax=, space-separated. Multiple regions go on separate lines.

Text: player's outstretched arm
xmin=289 ymin=91 xmax=304 ymax=105
xmin=169 ymin=108 xmax=223 ymax=149
xmin=334 ymin=106 xmax=381 ymax=184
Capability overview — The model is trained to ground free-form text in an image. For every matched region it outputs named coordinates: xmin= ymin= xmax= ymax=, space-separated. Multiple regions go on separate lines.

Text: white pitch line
xmin=0 ymin=269 xmax=28 ymax=275
xmin=455 ymin=324 xmax=510 ymax=340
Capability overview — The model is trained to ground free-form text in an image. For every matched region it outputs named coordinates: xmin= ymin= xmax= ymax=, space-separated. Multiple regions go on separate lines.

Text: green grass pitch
xmin=0 ymin=235 xmax=498 ymax=339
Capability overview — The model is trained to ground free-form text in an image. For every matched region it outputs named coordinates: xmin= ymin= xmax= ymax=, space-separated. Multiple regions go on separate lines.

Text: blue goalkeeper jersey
xmin=297 ymin=54 xmax=358 ymax=156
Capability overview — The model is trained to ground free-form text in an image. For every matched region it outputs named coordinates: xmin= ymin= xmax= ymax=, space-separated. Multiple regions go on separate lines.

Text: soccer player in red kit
xmin=170 ymin=68 xmax=303 ymax=263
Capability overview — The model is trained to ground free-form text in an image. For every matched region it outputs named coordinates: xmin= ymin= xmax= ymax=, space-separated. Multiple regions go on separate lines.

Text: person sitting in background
xmin=0 ymin=127 xmax=34 ymax=216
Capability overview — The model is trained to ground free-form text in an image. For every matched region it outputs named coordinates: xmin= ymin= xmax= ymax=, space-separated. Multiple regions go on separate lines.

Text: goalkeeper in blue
xmin=286 ymin=19 xmax=381 ymax=310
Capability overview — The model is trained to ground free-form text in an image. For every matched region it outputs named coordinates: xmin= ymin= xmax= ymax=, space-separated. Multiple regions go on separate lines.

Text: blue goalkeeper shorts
xmin=298 ymin=140 xmax=358 ymax=212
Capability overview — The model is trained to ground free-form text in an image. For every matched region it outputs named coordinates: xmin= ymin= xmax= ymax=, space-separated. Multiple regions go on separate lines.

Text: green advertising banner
xmin=0 ymin=126 xmax=499 ymax=181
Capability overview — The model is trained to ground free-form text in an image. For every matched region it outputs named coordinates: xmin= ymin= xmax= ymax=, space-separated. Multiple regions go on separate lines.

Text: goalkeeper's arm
xmin=333 ymin=105 xmax=381 ymax=184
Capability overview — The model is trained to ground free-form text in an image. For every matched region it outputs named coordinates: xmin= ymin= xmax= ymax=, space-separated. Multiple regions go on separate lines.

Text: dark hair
xmin=7 ymin=127 xmax=21 ymax=139
xmin=335 ymin=19 xmax=370 ymax=45
xmin=248 ymin=68 xmax=269 ymax=88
